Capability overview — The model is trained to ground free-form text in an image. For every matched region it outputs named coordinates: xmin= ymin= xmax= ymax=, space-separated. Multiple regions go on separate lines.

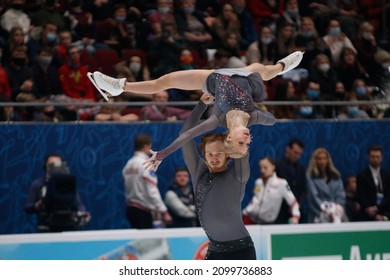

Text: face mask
xmin=115 ymin=16 xmax=126 ymax=22
xmin=362 ymin=32 xmax=372 ymax=40
xmin=12 ymin=57 xmax=26 ymax=66
xmin=329 ymin=27 xmax=341 ymax=37
xmin=261 ymin=37 xmax=272 ymax=45
xmin=347 ymin=106 xmax=359 ymax=116
xmin=68 ymin=57 xmax=80 ymax=68
xmin=158 ymin=7 xmax=170 ymax=14
xmin=180 ymin=55 xmax=193 ymax=65
xmin=287 ymin=8 xmax=299 ymax=16
xmin=356 ymin=86 xmax=366 ymax=96
xmin=302 ymin=31 xmax=314 ymax=38
xmin=12 ymin=4 xmax=23 ymax=10
xmin=307 ymin=89 xmax=320 ymax=99
xmin=129 ymin=62 xmax=141 ymax=73
xmin=70 ymin=0 xmax=81 ymax=7
xmin=234 ymin=7 xmax=244 ymax=14
xmin=46 ymin=33 xmax=57 ymax=42
xmin=318 ymin=63 xmax=330 ymax=73
xmin=382 ymin=62 xmax=390 ymax=69
xmin=183 ymin=7 xmax=194 ymax=14
xmin=39 ymin=56 xmax=53 ymax=66
xmin=300 ymin=106 xmax=313 ymax=115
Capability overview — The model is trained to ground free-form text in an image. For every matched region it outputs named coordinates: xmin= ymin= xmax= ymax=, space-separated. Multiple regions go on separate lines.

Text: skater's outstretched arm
xmin=143 ymin=94 xmax=217 ymax=172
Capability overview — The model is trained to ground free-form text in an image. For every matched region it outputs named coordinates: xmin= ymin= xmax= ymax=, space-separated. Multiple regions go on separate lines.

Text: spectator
xmin=306 ymin=147 xmax=346 ymax=223
xmin=344 ymin=175 xmax=363 ymax=222
xmin=122 ymin=134 xmax=172 ymax=229
xmin=92 ymin=99 xmax=139 ymax=122
xmin=1 ymin=26 xmax=25 ymax=66
xmin=248 ymin=0 xmax=284 ymax=32
xmin=58 ymin=45 xmax=95 ymax=101
xmin=31 ymin=47 xmax=62 ymax=99
xmin=356 ymin=145 xmax=390 ymax=221
xmin=243 ymin=157 xmax=300 ymax=225
xmin=294 ymin=16 xmax=329 ymax=69
xmin=24 ymin=154 xmax=90 ymax=232
xmin=271 ymin=78 xmax=298 ymax=119
xmin=0 ymin=96 xmax=16 ymax=122
xmin=275 ymin=22 xmax=297 ymax=62
xmin=174 ymin=0 xmax=217 ymax=57
xmin=335 ymin=46 xmax=368 ymax=92
xmin=211 ymin=2 xmax=241 ymax=48
xmin=94 ymin=3 xmax=142 ymax=52
xmin=321 ymin=18 xmax=357 ymax=65
xmin=53 ymin=30 xmax=74 ymax=66
xmin=246 ymin=25 xmax=277 ymax=65
xmin=230 ymin=0 xmax=258 ymax=50
xmin=27 ymin=22 xmax=59 ymax=66
xmin=0 ymin=53 xmax=11 ymax=99
xmin=140 ymin=90 xmax=192 ymax=121
xmin=164 ymin=167 xmax=197 ymax=227
xmin=63 ymin=0 xmax=96 ymax=56
xmin=275 ymin=138 xmax=307 ymax=223
xmin=353 ymin=21 xmax=383 ymax=87
xmin=114 ymin=53 xmax=151 ymax=83
xmin=0 ymin=0 xmax=30 ymax=42
xmin=277 ymin=0 xmax=301 ymax=32
xmin=308 ymin=53 xmax=338 ymax=117
xmin=147 ymin=0 xmax=176 ymax=39
xmin=336 ymin=94 xmax=370 ymax=120
xmin=147 ymin=19 xmax=187 ymax=78
xmin=31 ymin=0 xmax=65 ymax=31
xmin=4 ymin=44 xmax=33 ymax=101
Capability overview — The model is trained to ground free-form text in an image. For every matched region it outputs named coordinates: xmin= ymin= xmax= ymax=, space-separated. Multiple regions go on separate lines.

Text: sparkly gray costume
xmin=181 ymin=101 xmax=254 ymax=255
xmin=155 ymin=68 xmax=275 ymax=161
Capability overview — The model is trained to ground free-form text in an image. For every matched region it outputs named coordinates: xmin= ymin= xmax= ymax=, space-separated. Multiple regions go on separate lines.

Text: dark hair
xmin=174 ymin=167 xmax=189 ymax=175
xmin=288 ymin=138 xmax=304 ymax=149
xmin=134 ymin=134 xmax=152 ymax=151
xmin=43 ymin=154 xmax=63 ymax=171
xmin=261 ymin=156 xmax=276 ymax=166
xmin=199 ymin=133 xmax=226 ymax=157
xmin=368 ymin=145 xmax=383 ymax=154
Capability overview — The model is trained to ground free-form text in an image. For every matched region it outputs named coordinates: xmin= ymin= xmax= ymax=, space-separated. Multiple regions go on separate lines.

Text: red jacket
xmin=58 ymin=63 xmax=96 ymax=100
xmin=0 ymin=66 xmax=11 ymax=99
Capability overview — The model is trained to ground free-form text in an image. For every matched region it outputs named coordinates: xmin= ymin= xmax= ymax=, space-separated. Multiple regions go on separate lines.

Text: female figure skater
xmin=88 ymin=51 xmax=304 ymax=170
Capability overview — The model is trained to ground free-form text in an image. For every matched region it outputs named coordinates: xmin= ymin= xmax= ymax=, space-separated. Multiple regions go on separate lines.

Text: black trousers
xmin=126 ymin=206 xmax=153 ymax=229
xmin=205 ymin=245 xmax=256 ymax=260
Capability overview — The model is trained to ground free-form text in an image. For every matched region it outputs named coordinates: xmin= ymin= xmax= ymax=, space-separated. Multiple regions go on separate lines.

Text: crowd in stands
xmin=0 ymin=0 xmax=389 ymax=122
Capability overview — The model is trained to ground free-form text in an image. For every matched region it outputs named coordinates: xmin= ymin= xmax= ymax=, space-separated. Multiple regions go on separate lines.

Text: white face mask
xmin=261 ymin=37 xmax=272 ymax=45
xmin=318 ymin=63 xmax=330 ymax=73
xmin=129 ymin=62 xmax=141 ymax=73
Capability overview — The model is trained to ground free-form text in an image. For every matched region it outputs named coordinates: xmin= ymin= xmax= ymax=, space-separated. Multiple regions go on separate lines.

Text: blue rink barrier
xmin=0 ymin=222 xmax=389 ymax=260
xmin=1 ymin=120 xmax=390 ymax=234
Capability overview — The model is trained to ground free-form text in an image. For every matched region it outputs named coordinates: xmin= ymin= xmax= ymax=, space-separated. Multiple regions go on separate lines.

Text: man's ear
xmin=226 ymin=134 xmax=232 ymax=141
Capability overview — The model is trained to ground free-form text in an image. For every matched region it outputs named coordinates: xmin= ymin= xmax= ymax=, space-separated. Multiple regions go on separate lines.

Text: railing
xmin=1 ymin=100 xmax=390 ymax=122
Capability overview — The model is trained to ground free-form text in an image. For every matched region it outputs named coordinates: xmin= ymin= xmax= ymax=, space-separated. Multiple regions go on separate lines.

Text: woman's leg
xmin=123 ymin=69 xmax=213 ymax=94
xmin=245 ymin=51 xmax=304 ymax=81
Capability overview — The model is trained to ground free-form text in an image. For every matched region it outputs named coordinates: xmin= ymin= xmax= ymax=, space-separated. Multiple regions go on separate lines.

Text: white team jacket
xmin=243 ymin=172 xmax=300 ymax=223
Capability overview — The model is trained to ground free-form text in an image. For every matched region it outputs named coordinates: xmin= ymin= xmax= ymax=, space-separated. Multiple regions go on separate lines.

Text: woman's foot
xmin=277 ymin=51 xmax=304 ymax=75
xmin=87 ymin=71 xmax=126 ymax=101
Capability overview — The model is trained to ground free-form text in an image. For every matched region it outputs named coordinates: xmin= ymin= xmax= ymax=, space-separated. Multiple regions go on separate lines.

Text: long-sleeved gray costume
xmin=180 ymin=101 xmax=252 ymax=244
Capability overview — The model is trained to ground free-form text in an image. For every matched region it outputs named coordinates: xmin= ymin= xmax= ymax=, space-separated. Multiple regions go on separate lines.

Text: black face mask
xmin=45 ymin=0 xmax=56 ymax=8
xmin=11 ymin=4 xmax=23 ymax=10
xmin=12 ymin=57 xmax=26 ymax=67
xmin=70 ymin=0 xmax=81 ymax=7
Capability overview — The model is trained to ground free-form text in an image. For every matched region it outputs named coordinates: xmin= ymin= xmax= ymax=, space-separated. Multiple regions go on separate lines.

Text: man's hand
xmin=200 ymin=93 xmax=214 ymax=105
